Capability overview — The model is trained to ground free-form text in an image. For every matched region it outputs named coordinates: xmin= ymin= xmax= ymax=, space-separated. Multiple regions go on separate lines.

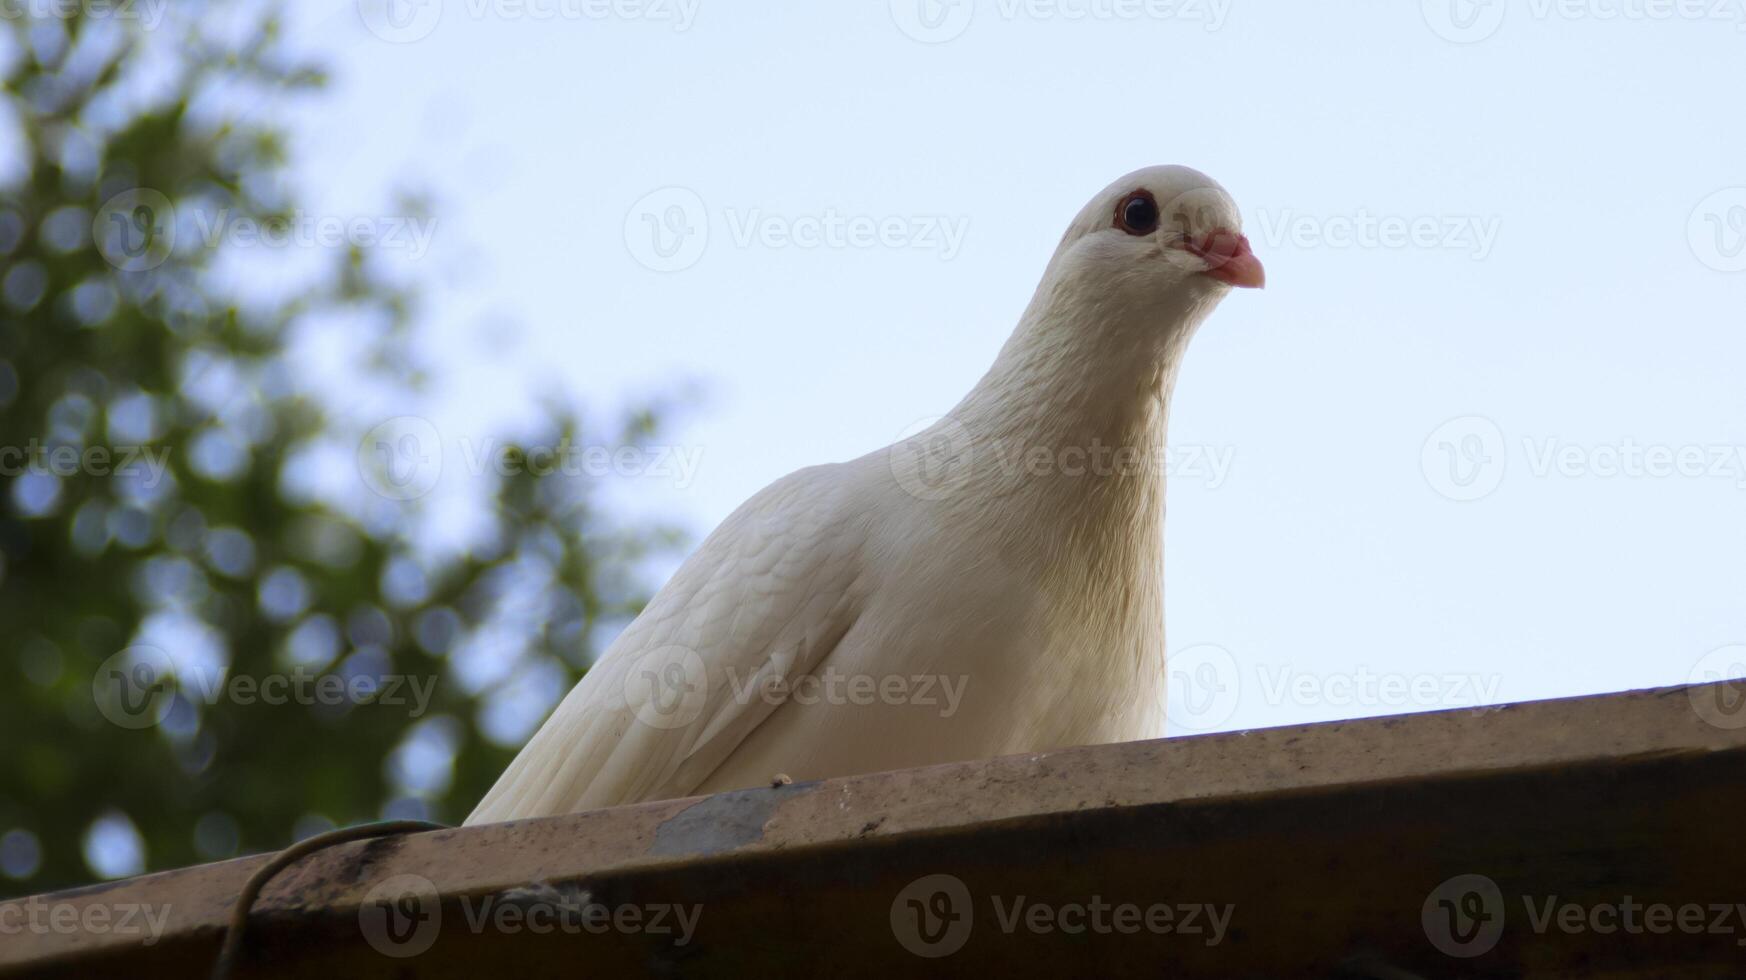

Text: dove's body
xmin=467 ymin=166 xmax=1260 ymax=824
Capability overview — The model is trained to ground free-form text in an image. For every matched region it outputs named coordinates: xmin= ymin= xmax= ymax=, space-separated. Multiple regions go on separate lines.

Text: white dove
xmin=467 ymin=165 xmax=1263 ymax=824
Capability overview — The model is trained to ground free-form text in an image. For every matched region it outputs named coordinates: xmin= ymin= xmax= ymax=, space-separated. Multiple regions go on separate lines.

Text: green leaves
xmin=0 ymin=3 xmax=680 ymax=895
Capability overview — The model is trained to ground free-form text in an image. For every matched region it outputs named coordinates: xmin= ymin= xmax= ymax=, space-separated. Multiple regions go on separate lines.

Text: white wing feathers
xmin=465 ymin=464 xmax=865 ymax=824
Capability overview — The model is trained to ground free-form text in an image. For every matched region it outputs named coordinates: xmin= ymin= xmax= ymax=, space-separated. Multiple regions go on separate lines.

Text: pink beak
xmin=1187 ymin=229 xmax=1265 ymax=289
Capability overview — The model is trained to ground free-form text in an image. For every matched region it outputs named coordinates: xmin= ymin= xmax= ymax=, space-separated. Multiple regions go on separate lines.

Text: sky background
xmin=276 ymin=0 xmax=1745 ymax=736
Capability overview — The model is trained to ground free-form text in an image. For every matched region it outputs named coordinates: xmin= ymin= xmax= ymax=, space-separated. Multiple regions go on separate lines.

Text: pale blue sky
xmin=281 ymin=0 xmax=1745 ymax=735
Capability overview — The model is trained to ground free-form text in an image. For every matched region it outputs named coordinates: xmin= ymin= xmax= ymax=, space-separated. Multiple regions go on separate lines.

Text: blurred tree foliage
xmin=0 ymin=4 xmax=682 ymax=896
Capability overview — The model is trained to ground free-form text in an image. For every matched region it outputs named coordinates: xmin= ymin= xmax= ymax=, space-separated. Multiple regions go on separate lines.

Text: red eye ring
xmin=1114 ymin=189 xmax=1160 ymax=236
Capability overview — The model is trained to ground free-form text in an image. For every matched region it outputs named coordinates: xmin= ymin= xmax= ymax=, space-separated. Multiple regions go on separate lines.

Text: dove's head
xmin=969 ymin=165 xmax=1263 ymax=418
xmin=1044 ymin=165 xmax=1264 ymax=312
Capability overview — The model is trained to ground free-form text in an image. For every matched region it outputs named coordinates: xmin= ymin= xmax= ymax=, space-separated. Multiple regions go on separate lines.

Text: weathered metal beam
xmin=4 ymin=682 xmax=1744 ymax=978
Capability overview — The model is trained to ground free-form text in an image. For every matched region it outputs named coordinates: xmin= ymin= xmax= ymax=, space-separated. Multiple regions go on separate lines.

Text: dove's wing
xmin=466 ymin=463 xmax=867 ymax=823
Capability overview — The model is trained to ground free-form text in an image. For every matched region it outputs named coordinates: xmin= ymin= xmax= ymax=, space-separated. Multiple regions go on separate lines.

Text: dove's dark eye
xmin=1115 ymin=190 xmax=1160 ymax=236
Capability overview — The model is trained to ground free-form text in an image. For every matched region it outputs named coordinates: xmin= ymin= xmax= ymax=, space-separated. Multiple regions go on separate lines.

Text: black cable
xmin=209 ymin=819 xmax=449 ymax=980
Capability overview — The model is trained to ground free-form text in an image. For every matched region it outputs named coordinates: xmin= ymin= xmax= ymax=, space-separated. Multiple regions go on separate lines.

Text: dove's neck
xmin=934 ymin=272 xmax=1220 ymax=636
xmin=931 ymin=274 xmax=1217 ymax=739
xmin=952 ymin=276 xmax=1218 ymax=470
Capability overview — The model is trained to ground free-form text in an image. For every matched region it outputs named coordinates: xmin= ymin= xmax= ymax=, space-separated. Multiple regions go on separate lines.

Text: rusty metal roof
xmin=4 ymin=682 xmax=1744 ymax=977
